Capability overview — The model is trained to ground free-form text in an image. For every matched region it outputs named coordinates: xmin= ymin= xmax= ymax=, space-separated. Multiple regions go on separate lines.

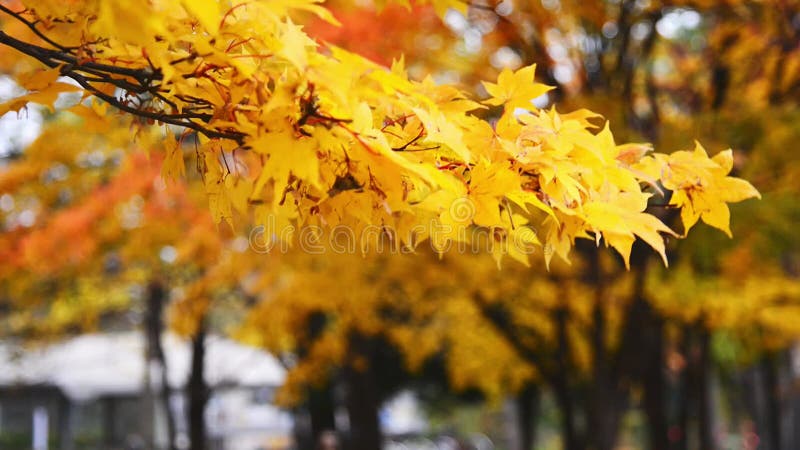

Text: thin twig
xmin=0 ymin=4 xmax=75 ymax=51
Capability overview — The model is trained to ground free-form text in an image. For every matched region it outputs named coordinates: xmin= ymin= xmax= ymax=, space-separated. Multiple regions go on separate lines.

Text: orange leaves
xmin=18 ymin=153 xmax=159 ymax=274
xmin=305 ymin=3 xmax=439 ymax=66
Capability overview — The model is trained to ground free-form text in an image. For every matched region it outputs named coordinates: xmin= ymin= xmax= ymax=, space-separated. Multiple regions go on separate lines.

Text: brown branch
xmin=0 ymin=14 xmax=352 ymax=145
xmin=614 ymin=0 xmax=635 ymax=76
xmin=0 ymin=30 xmax=245 ymax=143
xmin=391 ymin=127 xmax=425 ymax=151
xmin=0 ymin=4 xmax=75 ymax=51
xmin=0 ymin=30 xmax=151 ymax=80
xmin=68 ymin=71 xmax=244 ymax=142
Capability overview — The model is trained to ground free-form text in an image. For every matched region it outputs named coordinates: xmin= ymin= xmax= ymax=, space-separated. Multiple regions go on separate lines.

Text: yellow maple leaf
xmin=279 ymin=19 xmax=316 ymax=70
xmin=92 ymin=0 xmax=167 ymax=45
xmin=161 ymin=132 xmax=185 ymax=180
xmin=412 ymin=106 xmax=471 ymax=163
xmin=467 ymin=160 xmax=519 ymax=227
xmin=663 ymin=143 xmax=760 ymax=237
xmin=481 ymin=64 xmax=553 ymax=111
xmin=181 ymin=0 xmax=220 ymax=32
xmin=0 ymin=80 xmax=81 ymax=115
xmin=582 ymin=193 xmax=676 ymax=268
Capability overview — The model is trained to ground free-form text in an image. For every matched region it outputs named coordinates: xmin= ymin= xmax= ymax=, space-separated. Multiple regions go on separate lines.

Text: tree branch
xmin=0 ymin=4 xmax=75 ymax=51
xmin=0 ymin=30 xmax=246 ymax=144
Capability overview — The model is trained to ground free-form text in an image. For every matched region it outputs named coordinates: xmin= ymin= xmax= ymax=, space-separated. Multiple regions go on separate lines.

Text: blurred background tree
xmin=0 ymin=1 xmax=796 ymax=450
xmin=300 ymin=1 xmax=800 ymax=449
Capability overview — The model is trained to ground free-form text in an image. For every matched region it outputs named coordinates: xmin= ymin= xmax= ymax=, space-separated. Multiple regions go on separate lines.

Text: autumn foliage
xmin=0 ymin=0 xmax=760 ymax=270
xmin=1 ymin=1 xmax=794 ymax=450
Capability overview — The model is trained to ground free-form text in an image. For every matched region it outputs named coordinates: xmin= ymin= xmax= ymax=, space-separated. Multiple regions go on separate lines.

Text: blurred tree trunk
xmin=552 ymin=380 xmax=582 ymax=450
xmin=792 ymin=366 xmax=800 ymax=450
xmin=696 ymin=330 xmax=712 ymax=450
xmin=642 ymin=312 xmax=668 ymax=450
xmin=311 ymin=384 xmax=338 ymax=445
xmin=762 ymin=351 xmax=782 ymax=450
xmin=515 ymin=385 xmax=540 ymax=450
xmin=292 ymin=410 xmax=313 ymax=450
xmin=343 ymin=334 xmax=381 ymax=450
xmin=294 ymin=382 xmax=338 ymax=450
xmin=145 ymin=280 xmax=178 ymax=450
xmin=677 ymin=325 xmax=713 ymax=450
xmin=292 ymin=312 xmax=340 ymax=450
xmin=674 ymin=327 xmax=691 ymax=450
xmin=292 ymin=382 xmax=337 ymax=450
xmin=615 ymin=247 xmax=666 ymax=450
xmin=474 ymin=294 xmax=587 ymax=450
xmin=553 ymin=307 xmax=584 ymax=450
xmin=624 ymin=250 xmax=669 ymax=450
xmin=585 ymin=246 xmax=627 ymax=450
xmin=621 ymin=290 xmax=669 ymax=450
xmin=188 ymin=318 xmax=208 ymax=450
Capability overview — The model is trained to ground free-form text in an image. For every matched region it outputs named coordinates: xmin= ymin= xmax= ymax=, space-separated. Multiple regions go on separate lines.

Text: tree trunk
xmin=679 ymin=325 xmax=713 ymax=450
xmin=585 ymin=307 xmax=627 ymax=450
xmin=696 ymin=330 xmax=713 ymax=450
xmin=642 ymin=311 xmax=668 ymax=450
xmin=585 ymin=247 xmax=626 ymax=450
xmin=553 ymin=307 xmax=584 ymax=450
xmin=515 ymin=385 xmax=540 ymax=450
xmin=145 ymin=280 xmax=178 ymax=450
xmin=291 ymin=383 xmax=337 ymax=450
xmin=291 ymin=312 xmax=339 ymax=450
xmin=553 ymin=382 xmax=582 ymax=450
xmin=343 ymin=335 xmax=381 ymax=450
xmin=188 ymin=319 xmax=208 ymax=450
xmin=674 ymin=327 xmax=691 ymax=450
xmin=762 ymin=352 xmax=782 ymax=450
xmin=792 ymin=373 xmax=800 ymax=450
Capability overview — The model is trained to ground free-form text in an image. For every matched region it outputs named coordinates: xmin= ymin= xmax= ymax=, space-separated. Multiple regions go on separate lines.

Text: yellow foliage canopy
xmin=0 ymin=0 xmax=759 ymax=267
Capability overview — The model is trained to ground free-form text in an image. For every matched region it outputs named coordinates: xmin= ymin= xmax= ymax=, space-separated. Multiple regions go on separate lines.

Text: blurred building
xmin=0 ymin=332 xmax=292 ymax=450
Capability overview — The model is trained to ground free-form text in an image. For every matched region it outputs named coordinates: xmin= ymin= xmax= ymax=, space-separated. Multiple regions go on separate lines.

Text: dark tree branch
xmin=0 ymin=29 xmax=247 ymax=144
xmin=472 ymin=294 xmax=559 ymax=387
xmin=66 ymin=71 xmax=245 ymax=142
xmin=0 ymin=4 xmax=75 ymax=51
xmin=614 ymin=0 xmax=635 ymax=76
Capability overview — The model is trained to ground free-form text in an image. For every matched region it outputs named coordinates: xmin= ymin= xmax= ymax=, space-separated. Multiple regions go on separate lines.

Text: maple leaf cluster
xmin=0 ymin=0 xmax=759 ymax=269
